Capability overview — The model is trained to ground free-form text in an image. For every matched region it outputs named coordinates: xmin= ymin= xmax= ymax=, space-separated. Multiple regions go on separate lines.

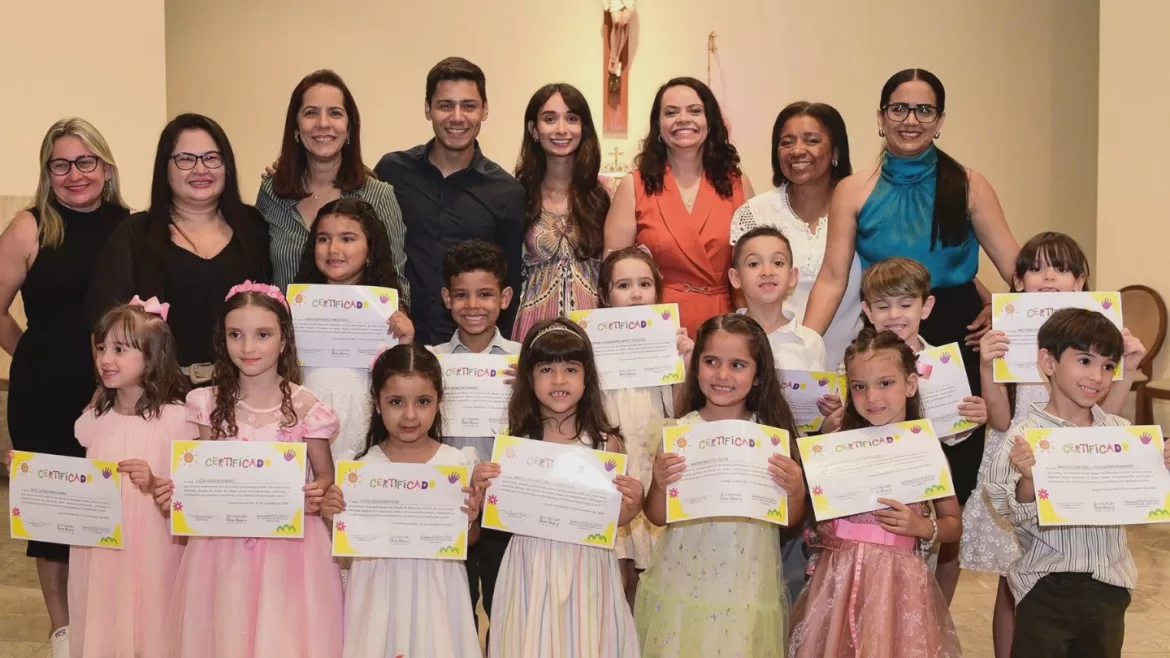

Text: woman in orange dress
xmin=604 ymin=77 xmax=753 ymax=339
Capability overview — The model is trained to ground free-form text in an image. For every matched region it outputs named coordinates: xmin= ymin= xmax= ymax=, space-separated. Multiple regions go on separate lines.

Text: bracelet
xmin=921 ymin=516 xmax=939 ymax=552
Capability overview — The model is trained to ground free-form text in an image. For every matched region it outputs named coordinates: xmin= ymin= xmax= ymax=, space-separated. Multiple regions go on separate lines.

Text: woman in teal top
xmin=803 ymin=68 xmax=1019 ymax=605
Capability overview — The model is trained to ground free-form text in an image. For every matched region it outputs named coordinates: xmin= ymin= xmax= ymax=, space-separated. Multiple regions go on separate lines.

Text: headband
xmin=533 ymin=323 xmax=577 ymax=342
xmin=225 ymin=281 xmax=290 ymax=310
xmin=128 ymin=295 xmax=170 ymax=321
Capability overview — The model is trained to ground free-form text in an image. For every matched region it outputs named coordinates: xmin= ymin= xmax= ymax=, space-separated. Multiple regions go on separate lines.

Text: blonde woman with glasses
xmin=0 ymin=118 xmax=129 ymax=658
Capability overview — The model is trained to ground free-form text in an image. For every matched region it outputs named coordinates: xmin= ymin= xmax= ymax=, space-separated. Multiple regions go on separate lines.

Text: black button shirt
xmin=374 ymin=140 xmax=526 ymax=345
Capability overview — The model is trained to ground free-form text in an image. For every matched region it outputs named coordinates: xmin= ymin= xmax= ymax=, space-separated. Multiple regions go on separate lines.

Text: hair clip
xmin=225 ymin=281 xmax=289 ymax=310
xmin=128 ymin=295 xmax=170 ymax=321
xmin=635 ymin=244 xmax=653 ymax=258
xmin=370 ymin=345 xmax=391 ymax=371
xmin=533 ymin=323 xmax=577 ymax=342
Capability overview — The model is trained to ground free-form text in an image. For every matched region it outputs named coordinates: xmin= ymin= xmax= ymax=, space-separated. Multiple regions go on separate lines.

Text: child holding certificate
xmin=788 ymin=327 xmax=962 ymax=658
xmin=68 ymin=299 xmax=196 ymax=658
xmin=155 ymin=282 xmax=344 ymax=658
xmin=596 ymin=246 xmax=694 ymax=604
xmin=636 ymin=313 xmax=805 ymax=658
xmin=292 ymin=198 xmax=415 ymax=465
xmin=967 ymin=232 xmax=1145 ymax=657
xmin=476 ymin=318 xmax=644 ymax=657
xmin=321 ymin=343 xmax=482 ymax=657
xmin=984 ymin=309 xmax=1153 ymax=657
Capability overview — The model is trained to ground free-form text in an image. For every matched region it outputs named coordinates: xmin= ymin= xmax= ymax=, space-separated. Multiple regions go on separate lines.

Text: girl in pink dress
xmin=68 ymin=297 xmax=196 ymax=658
xmin=788 ymin=328 xmax=962 ymax=658
xmin=155 ymin=282 xmax=344 ymax=658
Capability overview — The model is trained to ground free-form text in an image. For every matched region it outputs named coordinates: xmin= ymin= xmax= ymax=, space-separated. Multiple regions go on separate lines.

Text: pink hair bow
xmin=369 ymin=345 xmax=392 ymax=371
xmin=225 ymin=281 xmax=290 ymax=310
xmin=128 ymin=295 xmax=170 ymax=321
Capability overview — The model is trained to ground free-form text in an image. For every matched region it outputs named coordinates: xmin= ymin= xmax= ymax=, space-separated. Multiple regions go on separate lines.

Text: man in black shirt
xmin=375 ymin=57 xmax=525 ymax=345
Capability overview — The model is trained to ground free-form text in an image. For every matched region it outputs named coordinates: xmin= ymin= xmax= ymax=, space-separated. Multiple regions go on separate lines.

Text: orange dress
xmin=633 ymin=169 xmax=744 ymax=339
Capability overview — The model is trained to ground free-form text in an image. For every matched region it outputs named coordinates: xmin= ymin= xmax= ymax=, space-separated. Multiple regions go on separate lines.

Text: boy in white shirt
xmin=428 ymin=239 xmax=519 ymax=633
xmin=729 ymin=226 xmax=827 ymax=371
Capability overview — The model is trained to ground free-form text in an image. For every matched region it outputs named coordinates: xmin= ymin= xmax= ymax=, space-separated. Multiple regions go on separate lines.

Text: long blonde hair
xmin=31 ymin=118 xmax=126 ymax=249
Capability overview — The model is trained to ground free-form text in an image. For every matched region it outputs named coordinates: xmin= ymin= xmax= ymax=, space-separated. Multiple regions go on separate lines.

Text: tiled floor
xmin=1 ymin=480 xmax=1167 ymax=657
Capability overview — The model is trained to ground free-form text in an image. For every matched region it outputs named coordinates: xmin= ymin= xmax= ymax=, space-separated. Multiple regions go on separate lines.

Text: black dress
xmin=83 ymin=209 xmax=271 ymax=368
xmin=8 ymin=202 xmax=127 ymax=561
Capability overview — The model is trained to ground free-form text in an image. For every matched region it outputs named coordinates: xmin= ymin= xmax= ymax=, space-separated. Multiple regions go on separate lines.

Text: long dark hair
xmin=841 ymin=327 xmax=924 ymax=431
xmin=635 ymin=77 xmax=742 ymax=200
xmin=272 ymin=69 xmax=369 ymax=198
xmin=293 ymin=198 xmax=401 ymax=289
xmin=515 ymin=83 xmax=608 ymax=259
xmin=507 ymin=318 xmax=620 ymax=449
xmin=879 ymin=69 xmax=969 ymax=249
xmin=682 ymin=314 xmax=798 ymax=438
xmin=771 ymin=101 xmax=852 ymax=187
xmin=209 ymin=290 xmax=302 ymax=440
xmin=90 ymin=303 xmax=187 ymax=420
xmin=144 ymin=114 xmax=259 ymax=297
xmin=357 ymin=344 xmax=445 ymax=459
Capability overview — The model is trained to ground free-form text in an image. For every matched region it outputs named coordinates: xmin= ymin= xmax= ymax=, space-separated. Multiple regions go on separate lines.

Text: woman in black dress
xmin=0 ymin=118 xmax=129 ymax=657
xmin=85 ymin=114 xmax=271 ymax=381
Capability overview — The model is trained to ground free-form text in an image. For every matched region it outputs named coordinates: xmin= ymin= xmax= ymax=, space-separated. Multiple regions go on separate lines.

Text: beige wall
xmin=165 ymin=0 xmax=1099 ymax=291
xmin=0 ymin=0 xmax=167 ymax=207
xmin=1098 ymin=0 xmax=1170 ymax=426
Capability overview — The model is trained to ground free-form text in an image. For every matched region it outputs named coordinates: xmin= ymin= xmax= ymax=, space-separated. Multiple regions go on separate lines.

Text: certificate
xmin=797 ymin=420 xmax=954 ymax=521
xmin=661 ymin=419 xmax=791 ymax=525
xmin=778 ymin=370 xmax=843 ymax=434
xmin=916 ymin=343 xmax=977 ymax=440
xmin=991 ymin=292 xmax=1123 ymax=383
xmin=482 ymin=435 xmax=627 ymax=548
xmin=1028 ymin=426 xmax=1170 ymax=526
xmin=568 ymin=304 xmax=685 ymax=390
xmin=288 ymin=284 xmax=399 ymax=369
xmin=437 ymin=353 xmax=517 ymax=438
xmin=170 ymin=441 xmax=307 ymax=538
xmin=332 ymin=461 xmax=470 ymax=559
xmin=8 ymin=452 xmax=123 ymax=549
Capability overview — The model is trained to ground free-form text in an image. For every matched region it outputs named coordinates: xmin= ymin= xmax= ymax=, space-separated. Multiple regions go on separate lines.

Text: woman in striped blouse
xmin=257 ymin=69 xmax=409 ymax=300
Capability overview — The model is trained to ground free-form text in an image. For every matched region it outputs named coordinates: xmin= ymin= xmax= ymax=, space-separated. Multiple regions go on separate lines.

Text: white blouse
xmin=730 ymin=184 xmax=864 ymax=368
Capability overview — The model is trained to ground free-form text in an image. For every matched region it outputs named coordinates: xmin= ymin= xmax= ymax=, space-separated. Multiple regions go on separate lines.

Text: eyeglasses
xmin=170 ymin=152 xmax=224 ymax=170
xmin=882 ymin=103 xmax=940 ymax=124
xmin=47 ymin=156 xmax=101 ymax=177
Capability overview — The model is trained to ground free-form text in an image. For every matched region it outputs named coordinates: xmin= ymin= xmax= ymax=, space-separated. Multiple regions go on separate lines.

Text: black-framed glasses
xmin=882 ymin=103 xmax=940 ymax=124
xmin=170 ymin=151 xmax=224 ymax=170
xmin=47 ymin=156 xmax=101 ymax=177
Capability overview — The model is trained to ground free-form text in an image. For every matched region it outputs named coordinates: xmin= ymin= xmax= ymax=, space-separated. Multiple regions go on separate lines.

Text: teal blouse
xmin=855 ymin=146 xmax=978 ymax=289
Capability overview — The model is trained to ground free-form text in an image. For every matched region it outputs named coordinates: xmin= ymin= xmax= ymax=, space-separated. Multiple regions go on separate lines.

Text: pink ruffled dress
xmin=168 ymin=385 xmax=344 ymax=658
xmin=68 ymin=403 xmax=196 ymax=658
xmin=787 ymin=506 xmax=962 ymax=658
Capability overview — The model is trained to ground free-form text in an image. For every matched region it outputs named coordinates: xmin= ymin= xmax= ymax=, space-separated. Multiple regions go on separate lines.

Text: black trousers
xmin=467 ymin=528 xmax=511 ymax=629
xmin=1012 ymin=573 xmax=1130 ymax=658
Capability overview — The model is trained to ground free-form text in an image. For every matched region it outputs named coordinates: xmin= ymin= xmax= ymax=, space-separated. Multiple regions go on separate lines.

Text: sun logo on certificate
xmin=675 ymin=438 xmax=688 ymax=449
xmin=19 ymin=462 xmax=30 ymax=475
xmin=577 ymin=319 xmax=589 ymax=330
xmin=181 ymin=450 xmax=196 ymax=466
xmin=1003 ymin=303 xmax=1016 ymax=317
xmin=1036 ymin=438 xmax=1052 ymax=454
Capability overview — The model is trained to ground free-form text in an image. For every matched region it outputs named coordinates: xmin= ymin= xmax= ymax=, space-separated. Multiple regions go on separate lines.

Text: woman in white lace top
xmin=730 ymin=102 xmax=863 ymax=368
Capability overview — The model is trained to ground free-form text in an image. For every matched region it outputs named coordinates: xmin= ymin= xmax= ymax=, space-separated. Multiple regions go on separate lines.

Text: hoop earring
xmin=878 ymin=129 xmax=885 ymax=138
xmin=934 ymin=132 xmax=941 ymax=139
xmin=658 ymin=133 xmax=664 ymax=143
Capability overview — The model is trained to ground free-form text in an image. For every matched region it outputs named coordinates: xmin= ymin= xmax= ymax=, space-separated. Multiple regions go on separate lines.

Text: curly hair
xmin=442 ymin=239 xmax=508 ymax=289
xmin=90 ymin=303 xmax=187 ymax=420
xmin=634 ymin=77 xmax=742 ymax=200
xmin=357 ymin=344 xmax=446 ymax=459
xmin=293 ymin=198 xmax=401 ymax=289
xmin=840 ymin=328 xmax=924 ymax=431
xmin=514 ymin=83 xmax=609 ymax=259
xmin=507 ymin=318 xmax=620 ymax=449
xmin=209 ymin=291 xmax=303 ymax=440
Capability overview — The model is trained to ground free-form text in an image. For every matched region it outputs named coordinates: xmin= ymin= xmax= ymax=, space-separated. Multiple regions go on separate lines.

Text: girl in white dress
xmin=292 ymin=197 xmax=414 ymax=464
xmin=322 ymin=343 xmax=482 ymax=657
xmin=964 ymin=231 xmax=1145 ymax=658
xmin=596 ymin=246 xmax=693 ymax=604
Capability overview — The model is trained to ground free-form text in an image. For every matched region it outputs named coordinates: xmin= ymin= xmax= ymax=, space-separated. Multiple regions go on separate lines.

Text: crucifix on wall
xmin=602 ymin=0 xmax=636 ymax=135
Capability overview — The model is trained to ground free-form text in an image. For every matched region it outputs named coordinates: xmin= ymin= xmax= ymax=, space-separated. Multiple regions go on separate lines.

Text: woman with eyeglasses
xmin=800 ymin=68 xmax=1020 ymax=607
xmin=0 ymin=118 xmax=129 ymax=658
xmin=85 ymin=113 xmax=271 ymax=383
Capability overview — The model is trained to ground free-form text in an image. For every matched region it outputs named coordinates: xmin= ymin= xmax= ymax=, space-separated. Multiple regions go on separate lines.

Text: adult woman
xmin=730 ymin=101 xmax=862 ymax=368
xmin=257 ymin=69 xmax=408 ymax=296
xmin=85 ymin=113 xmax=270 ymax=381
xmin=511 ymin=82 xmax=613 ymax=343
xmin=0 ymin=118 xmax=129 ymax=657
xmin=803 ymin=69 xmax=1020 ymax=604
xmin=605 ymin=77 xmax=753 ymax=339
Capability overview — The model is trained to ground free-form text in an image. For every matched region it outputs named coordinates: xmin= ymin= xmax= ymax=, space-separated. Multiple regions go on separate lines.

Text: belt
xmin=834 ymin=519 xmax=916 ymax=550
xmin=664 ymin=282 xmax=729 ymax=294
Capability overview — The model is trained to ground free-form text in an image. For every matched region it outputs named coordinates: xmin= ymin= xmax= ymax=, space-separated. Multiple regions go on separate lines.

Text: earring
xmin=294 ymin=131 xmax=300 ymax=144
xmin=832 ymin=157 xmax=838 ymax=167
xmin=934 ymin=132 xmax=941 ymax=139
xmin=878 ymin=129 xmax=885 ymax=138
xmin=658 ymin=133 xmax=664 ymax=143
xmin=346 ymin=134 xmax=351 ymax=145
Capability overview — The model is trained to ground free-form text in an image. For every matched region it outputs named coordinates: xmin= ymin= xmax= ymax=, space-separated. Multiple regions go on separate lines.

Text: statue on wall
xmin=604 ymin=0 xmax=635 ymax=92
